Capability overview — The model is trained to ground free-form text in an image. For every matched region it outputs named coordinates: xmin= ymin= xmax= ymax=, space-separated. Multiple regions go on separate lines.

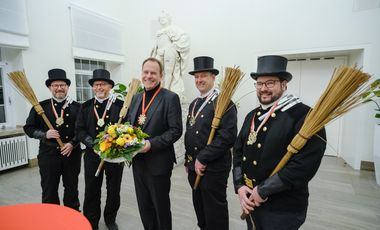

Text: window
xmin=75 ymin=58 xmax=106 ymax=103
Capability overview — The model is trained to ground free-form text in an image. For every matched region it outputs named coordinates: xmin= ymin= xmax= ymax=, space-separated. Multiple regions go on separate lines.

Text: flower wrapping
xmin=93 ymin=122 xmax=149 ymax=166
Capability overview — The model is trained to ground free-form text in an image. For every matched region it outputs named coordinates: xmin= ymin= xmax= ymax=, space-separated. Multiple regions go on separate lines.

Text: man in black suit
xmin=233 ymin=55 xmax=326 ymax=230
xmin=76 ymin=69 xmax=124 ymax=230
xmin=127 ymin=57 xmax=182 ymax=230
xmin=24 ymin=68 xmax=81 ymax=210
xmin=184 ymin=56 xmax=237 ymax=230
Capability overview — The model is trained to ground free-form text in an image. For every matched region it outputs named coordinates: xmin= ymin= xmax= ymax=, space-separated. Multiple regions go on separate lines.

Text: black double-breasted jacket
xmin=233 ymin=102 xmax=326 ymax=212
xmin=75 ymin=97 xmax=124 ymax=160
xmin=24 ymin=98 xmax=81 ymax=154
xmin=184 ymin=96 xmax=237 ymax=172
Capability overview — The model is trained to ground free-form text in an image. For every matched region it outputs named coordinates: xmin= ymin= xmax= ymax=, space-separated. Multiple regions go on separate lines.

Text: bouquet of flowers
xmin=94 ymin=122 xmax=149 ymax=166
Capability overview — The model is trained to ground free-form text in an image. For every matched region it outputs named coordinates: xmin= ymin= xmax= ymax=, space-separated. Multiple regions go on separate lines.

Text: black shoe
xmin=106 ymin=222 xmax=119 ymax=230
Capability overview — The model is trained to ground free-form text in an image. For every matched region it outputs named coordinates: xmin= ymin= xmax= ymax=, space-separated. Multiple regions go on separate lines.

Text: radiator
xmin=0 ymin=135 xmax=28 ymax=171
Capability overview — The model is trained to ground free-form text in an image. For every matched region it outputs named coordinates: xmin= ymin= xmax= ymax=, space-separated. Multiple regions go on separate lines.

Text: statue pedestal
xmin=174 ymin=102 xmax=189 ymax=165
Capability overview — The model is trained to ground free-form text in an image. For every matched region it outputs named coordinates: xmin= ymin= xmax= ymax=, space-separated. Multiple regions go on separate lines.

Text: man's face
xmin=49 ymin=80 xmax=69 ymax=100
xmin=194 ymin=72 xmax=215 ymax=95
xmin=92 ymin=80 xmax=112 ymax=99
xmin=142 ymin=60 xmax=162 ymax=91
xmin=255 ymin=76 xmax=287 ymax=105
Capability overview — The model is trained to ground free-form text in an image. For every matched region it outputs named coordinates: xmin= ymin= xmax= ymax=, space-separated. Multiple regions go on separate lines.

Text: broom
xmin=95 ymin=78 xmax=141 ymax=176
xmin=193 ymin=67 xmax=244 ymax=190
xmin=240 ymin=65 xmax=376 ymax=219
xmin=8 ymin=70 xmax=64 ymax=148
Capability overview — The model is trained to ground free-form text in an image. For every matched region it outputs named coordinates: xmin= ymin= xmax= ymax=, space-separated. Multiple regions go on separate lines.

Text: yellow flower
xmin=127 ymin=127 xmax=134 ymax=135
xmin=124 ymin=134 xmax=133 ymax=143
xmin=100 ymin=141 xmax=111 ymax=152
xmin=116 ymin=137 xmax=125 ymax=146
xmin=107 ymin=125 xmax=117 ymax=135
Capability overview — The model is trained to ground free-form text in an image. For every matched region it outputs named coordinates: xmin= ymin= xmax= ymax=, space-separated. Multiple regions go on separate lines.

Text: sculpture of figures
xmin=151 ymin=11 xmax=190 ymax=101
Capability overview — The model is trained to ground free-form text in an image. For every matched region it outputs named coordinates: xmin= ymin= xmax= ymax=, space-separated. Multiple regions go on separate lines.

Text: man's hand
xmin=194 ymin=159 xmax=206 ymax=176
xmin=238 ymin=186 xmax=255 ymax=214
xmin=139 ymin=140 xmax=151 ymax=153
xmin=61 ymin=143 xmax=74 ymax=157
xmin=249 ymin=186 xmax=268 ymax=207
xmin=46 ymin=129 xmax=60 ymax=139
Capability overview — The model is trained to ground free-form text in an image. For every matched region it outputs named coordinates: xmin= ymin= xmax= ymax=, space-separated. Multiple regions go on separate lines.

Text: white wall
xmin=121 ymin=0 xmax=380 ymax=168
xmin=3 ymin=0 xmax=379 ymax=166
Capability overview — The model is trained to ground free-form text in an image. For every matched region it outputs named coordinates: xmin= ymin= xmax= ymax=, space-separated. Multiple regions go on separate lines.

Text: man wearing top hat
xmin=232 ymin=55 xmax=326 ymax=230
xmin=76 ymin=69 xmax=124 ymax=230
xmin=184 ymin=56 xmax=237 ymax=230
xmin=24 ymin=68 xmax=82 ymax=211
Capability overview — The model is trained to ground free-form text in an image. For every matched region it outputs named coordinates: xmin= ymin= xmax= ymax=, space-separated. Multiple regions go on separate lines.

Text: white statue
xmin=151 ymin=11 xmax=190 ymax=101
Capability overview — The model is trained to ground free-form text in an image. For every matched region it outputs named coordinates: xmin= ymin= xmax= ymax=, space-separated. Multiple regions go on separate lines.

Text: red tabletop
xmin=0 ymin=203 xmax=91 ymax=230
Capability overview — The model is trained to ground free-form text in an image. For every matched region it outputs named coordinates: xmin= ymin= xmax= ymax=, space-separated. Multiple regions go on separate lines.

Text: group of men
xmin=24 ymin=55 xmax=326 ymax=230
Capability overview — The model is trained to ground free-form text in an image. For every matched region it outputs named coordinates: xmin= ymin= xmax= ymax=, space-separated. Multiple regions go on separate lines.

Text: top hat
xmin=189 ymin=56 xmax=219 ymax=75
xmin=88 ymin=69 xmax=115 ymax=87
xmin=45 ymin=68 xmax=71 ymax=87
xmin=250 ymin=55 xmax=293 ymax=82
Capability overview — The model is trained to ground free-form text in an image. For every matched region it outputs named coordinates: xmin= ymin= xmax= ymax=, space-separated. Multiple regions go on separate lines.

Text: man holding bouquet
xmin=127 ymin=57 xmax=182 ymax=230
xmin=76 ymin=69 xmax=124 ymax=230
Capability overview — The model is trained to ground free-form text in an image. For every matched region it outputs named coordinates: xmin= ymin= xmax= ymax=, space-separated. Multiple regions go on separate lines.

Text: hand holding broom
xmin=240 ymin=65 xmax=376 ymax=220
xmin=193 ymin=67 xmax=244 ymax=190
xmin=8 ymin=70 xmax=64 ymax=148
xmin=95 ymin=78 xmax=141 ymax=176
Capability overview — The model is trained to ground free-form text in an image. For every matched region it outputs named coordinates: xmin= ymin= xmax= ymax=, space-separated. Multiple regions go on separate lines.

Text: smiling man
xmin=24 ymin=68 xmax=81 ymax=211
xmin=127 ymin=57 xmax=182 ymax=230
xmin=184 ymin=56 xmax=237 ymax=230
xmin=233 ymin=55 xmax=327 ymax=230
xmin=75 ymin=69 xmax=125 ymax=230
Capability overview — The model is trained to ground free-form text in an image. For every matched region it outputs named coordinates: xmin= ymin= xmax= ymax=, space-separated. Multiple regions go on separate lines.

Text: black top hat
xmin=88 ymin=69 xmax=115 ymax=87
xmin=45 ymin=68 xmax=71 ymax=87
xmin=250 ymin=55 xmax=293 ymax=82
xmin=189 ymin=56 xmax=219 ymax=75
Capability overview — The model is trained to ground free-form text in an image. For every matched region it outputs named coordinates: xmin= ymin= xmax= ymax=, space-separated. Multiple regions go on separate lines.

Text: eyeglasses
xmin=50 ymin=83 xmax=67 ymax=89
xmin=254 ymin=80 xmax=280 ymax=89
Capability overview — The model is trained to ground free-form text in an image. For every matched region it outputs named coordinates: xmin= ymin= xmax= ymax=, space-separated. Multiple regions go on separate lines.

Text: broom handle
xmin=95 ymin=159 xmax=105 ymax=177
xmin=40 ymin=113 xmax=65 ymax=148
xmin=240 ymin=151 xmax=294 ymax=220
xmin=193 ymin=128 xmax=217 ymax=190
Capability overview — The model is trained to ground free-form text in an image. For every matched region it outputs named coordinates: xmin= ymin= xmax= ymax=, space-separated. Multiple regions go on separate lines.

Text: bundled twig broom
xmin=193 ymin=67 xmax=244 ymax=190
xmin=95 ymin=78 xmax=141 ymax=176
xmin=8 ymin=70 xmax=64 ymax=148
xmin=241 ymin=65 xmax=377 ymax=220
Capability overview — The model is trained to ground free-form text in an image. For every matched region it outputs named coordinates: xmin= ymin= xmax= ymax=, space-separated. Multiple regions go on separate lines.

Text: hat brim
xmin=189 ymin=68 xmax=219 ymax=76
xmin=88 ymin=78 xmax=115 ymax=88
xmin=45 ymin=79 xmax=71 ymax=87
xmin=250 ymin=72 xmax=292 ymax=82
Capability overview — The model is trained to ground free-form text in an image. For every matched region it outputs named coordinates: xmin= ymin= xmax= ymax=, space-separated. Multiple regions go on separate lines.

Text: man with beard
xmin=76 ymin=69 xmax=124 ymax=230
xmin=184 ymin=56 xmax=237 ymax=230
xmin=24 ymin=68 xmax=81 ymax=211
xmin=233 ymin=55 xmax=326 ymax=230
xmin=127 ymin=57 xmax=182 ymax=230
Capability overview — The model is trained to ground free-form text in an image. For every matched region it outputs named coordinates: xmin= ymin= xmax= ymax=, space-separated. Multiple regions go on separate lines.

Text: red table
xmin=0 ymin=203 xmax=91 ymax=230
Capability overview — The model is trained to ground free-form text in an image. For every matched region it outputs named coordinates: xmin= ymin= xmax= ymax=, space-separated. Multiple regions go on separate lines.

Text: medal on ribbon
xmin=94 ymin=96 xmax=114 ymax=127
xmin=247 ymin=101 xmax=279 ymax=145
xmin=137 ymin=114 xmax=146 ymax=126
xmin=138 ymin=87 xmax=162 ymax=126
xmin=51 ymin=98 xmax=71 ymax=127
xmin=189 ymin=90 xmax=218 ymax=127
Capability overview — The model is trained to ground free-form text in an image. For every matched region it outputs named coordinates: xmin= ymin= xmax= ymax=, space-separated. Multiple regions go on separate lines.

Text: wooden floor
xmin=0 ymin=156 xmax=379 ymax=230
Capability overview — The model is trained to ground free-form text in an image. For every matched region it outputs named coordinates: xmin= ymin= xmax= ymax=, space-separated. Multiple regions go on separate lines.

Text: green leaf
xmin=375 ymin=113 xmax=380 ymax=119
xmin=373 ymin=90 xmax=380 ymax=97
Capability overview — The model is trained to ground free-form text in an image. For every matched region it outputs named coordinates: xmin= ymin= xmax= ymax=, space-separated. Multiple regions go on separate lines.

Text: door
xmin=286 ymin=57 xmax=347 ymax=156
